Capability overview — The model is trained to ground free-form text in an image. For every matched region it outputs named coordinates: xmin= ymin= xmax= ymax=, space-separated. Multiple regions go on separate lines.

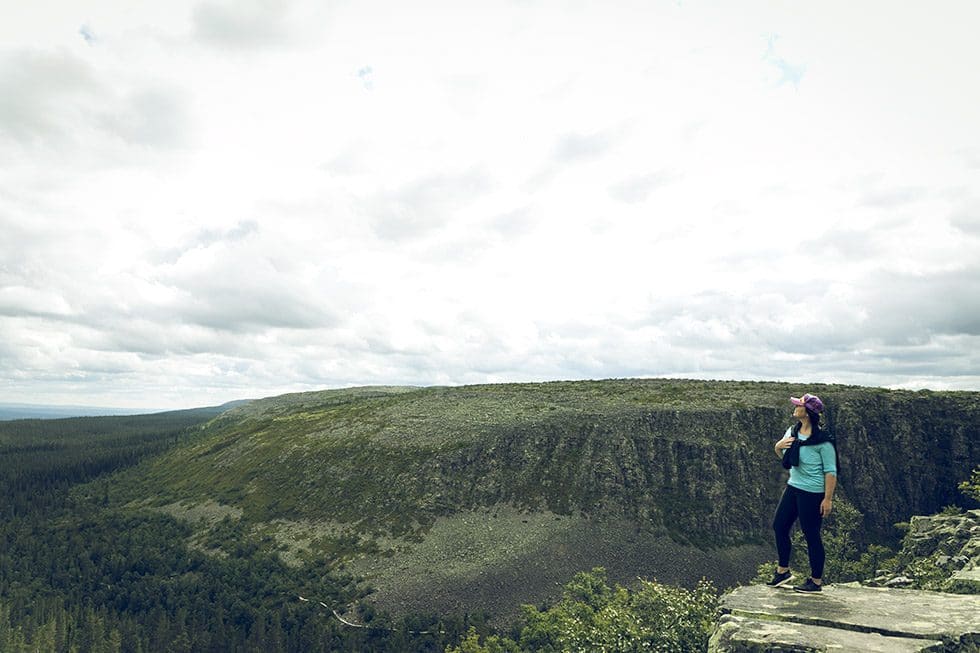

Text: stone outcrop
xmin=708 ymin=583 xmax=980 ymax=652
xmin=868 ymin=509 xmax=980 ymax=593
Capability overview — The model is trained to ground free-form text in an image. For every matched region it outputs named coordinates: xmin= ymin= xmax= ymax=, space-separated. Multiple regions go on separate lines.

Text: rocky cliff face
xmin=830 ymin=393 xmax=980 ymax=538
xmin=426 ymin=395 xmax=979 ymax=547
xmin=428 ymin=407 xmax=780 ymax=546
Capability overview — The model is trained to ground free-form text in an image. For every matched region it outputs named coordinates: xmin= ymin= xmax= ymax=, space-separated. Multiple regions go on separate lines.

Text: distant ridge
xmin=0 ymin=403 xmax=157 ymax=420
xmin=0 ymin=399 xmax=249 ymax=421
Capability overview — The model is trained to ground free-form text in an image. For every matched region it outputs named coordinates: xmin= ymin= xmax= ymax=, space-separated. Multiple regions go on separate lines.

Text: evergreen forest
xmin=0 ymin=408 xmax=489 ymax=652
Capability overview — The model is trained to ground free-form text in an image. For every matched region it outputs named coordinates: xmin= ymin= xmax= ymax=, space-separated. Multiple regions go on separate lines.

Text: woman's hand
xmin=775 ymin=434 xmax=796 ymax=451
xmin=820 ymin=498 xmax=833 ymax=517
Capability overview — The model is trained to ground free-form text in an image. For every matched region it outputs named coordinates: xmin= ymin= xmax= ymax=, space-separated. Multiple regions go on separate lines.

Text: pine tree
xmin=246 ymin=613 xmax=267 ymax=651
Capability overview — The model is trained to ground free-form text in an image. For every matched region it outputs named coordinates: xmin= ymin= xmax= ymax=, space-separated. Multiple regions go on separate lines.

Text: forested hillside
xmin=0 ymin=406 xmax=479 ymax=651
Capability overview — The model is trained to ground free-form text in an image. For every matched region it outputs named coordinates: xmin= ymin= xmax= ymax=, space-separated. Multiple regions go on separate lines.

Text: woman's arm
xmin=824 ymin=473 xmax=837 ymax=500
xmin=821 ymin=443 xmax=837 ymax=504
xmin=820 ymin=442 xmax=838 ymax=479
xmin=820 ymin=475 xmax=836 ymax=516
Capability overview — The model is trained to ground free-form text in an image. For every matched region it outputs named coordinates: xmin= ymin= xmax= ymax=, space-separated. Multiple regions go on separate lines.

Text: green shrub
xmin=901 ymin=555 xmax=950 ymax=591
xmin=446 ymin=567 xmax=719 ymax=653
xmin=446 ymin=627 xmax=522 ymax=653
xmin=957 ymin=466 xmax=980 ymax=503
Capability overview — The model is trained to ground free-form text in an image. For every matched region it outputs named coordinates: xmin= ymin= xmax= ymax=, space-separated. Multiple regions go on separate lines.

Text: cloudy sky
xmin=2 ymin=0 xmax=979 ymax=409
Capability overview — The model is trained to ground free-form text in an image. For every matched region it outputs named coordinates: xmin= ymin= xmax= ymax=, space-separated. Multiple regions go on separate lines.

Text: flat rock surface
xmin=720 ymin=583 xmax=980 ymax=639
xmin=952 ymin=566 xmax=980 ymax=584
xmin=709 ymin=613 xmax=944 ymax=653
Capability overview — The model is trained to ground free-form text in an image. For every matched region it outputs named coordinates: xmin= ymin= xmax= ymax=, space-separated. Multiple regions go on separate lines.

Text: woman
xmin=767 ymin=393 xmax=838 ymax=592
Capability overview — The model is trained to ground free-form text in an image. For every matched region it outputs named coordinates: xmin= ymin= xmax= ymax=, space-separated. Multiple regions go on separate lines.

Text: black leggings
xmin=772 ymin=484 xmax=826 ymax=579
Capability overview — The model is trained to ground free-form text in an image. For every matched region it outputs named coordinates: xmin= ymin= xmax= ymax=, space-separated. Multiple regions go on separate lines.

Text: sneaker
xmin=766 ymin=569 xmax=794 ymax=587
xmin=793 ymin=578 xmax=823 ymax=592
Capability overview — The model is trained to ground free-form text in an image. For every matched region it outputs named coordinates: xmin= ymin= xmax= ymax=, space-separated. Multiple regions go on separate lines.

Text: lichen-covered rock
xmin=906 ymin=511 xmax=980 ymax=556
xmin=949 ymin=567 xmax=980 ymax=594
xmin=866 ymin=509 xmax=980 ymax=593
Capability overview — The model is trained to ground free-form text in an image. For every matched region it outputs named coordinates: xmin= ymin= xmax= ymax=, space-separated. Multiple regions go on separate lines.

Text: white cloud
xmin=361 ymin=167 xmax=494 ymax=241
xmin=2 ymin=0 xmax=980 ymax=409
xmin=0 ymin=286 xmax=74 ymax=318
xmin=190 ymin=0 xmax=331 ymax=50
xmin=0 ymin=49 xmax=101 ymax=147
xmin=950 ymin=200 xmax=980 ymax=238
xmin=607 ymin=171 xmax=675 ymax=204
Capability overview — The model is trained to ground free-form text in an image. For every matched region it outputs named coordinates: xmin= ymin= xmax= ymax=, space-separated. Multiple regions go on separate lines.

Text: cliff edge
xmin=708 ymin=583 xmax=980 ymax=652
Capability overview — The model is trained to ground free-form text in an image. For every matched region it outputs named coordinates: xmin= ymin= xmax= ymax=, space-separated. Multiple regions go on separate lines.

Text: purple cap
xmin=790 ymin=393 xmax=824 ymax=413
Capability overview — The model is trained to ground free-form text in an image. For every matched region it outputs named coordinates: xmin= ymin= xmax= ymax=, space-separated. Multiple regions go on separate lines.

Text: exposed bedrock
xmin=709 ymin=583 xmax=980 ymax=652
xmin=425 ymin=398 xmax=979 ymax=547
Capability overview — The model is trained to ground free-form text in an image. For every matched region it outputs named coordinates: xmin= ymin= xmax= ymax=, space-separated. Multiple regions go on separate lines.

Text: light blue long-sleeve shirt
xmin=781 ymin=426 xmax=837 ymax=494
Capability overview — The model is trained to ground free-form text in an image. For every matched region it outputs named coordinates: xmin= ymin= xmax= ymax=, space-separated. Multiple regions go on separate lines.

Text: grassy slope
xmin=108 ymin=379 xmax=776 ymax=523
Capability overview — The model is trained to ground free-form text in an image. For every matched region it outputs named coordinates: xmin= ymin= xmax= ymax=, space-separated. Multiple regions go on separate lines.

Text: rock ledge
xmin=708 ymin=583 xmax=980 ymax=652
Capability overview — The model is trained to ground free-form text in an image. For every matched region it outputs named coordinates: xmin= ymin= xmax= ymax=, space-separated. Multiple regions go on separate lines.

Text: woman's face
xmin=792 ymin=404 xmax=807 ymax=419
